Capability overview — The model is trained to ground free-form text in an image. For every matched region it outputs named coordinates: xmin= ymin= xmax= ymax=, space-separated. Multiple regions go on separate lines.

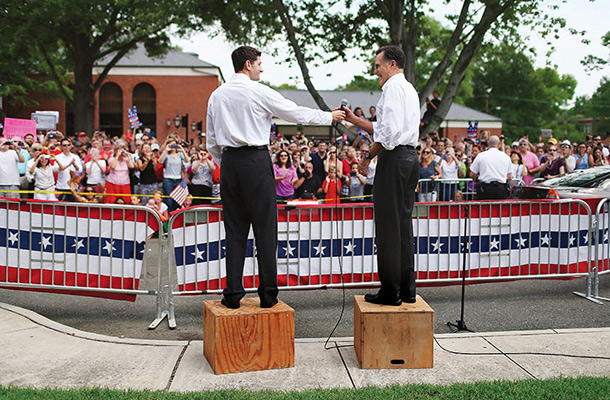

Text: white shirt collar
xmin=382 ymin=73 xmax=405 ymax=90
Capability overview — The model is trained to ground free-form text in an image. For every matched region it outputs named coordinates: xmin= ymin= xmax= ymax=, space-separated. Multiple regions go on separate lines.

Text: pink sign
xmin=3 ymin=118 xmax=37 ymax=140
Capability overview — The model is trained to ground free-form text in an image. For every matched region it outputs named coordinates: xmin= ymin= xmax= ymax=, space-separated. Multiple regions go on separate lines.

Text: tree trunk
xmin=422 ymin=0 xmax=515 ymax=136
xmin=72 ymin=57 xmax=96 ymax=135
xmin=273 ymin=0 xmax=351 ymax=137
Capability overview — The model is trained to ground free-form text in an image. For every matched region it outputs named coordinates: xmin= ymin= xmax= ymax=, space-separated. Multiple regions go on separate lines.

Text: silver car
xmin=516 ymin=166 xmax=610 ymax=199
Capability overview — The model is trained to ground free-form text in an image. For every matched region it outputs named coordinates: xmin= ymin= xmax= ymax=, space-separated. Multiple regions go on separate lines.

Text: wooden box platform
xmin=203 ymin=298 xmax=295 ymax=374
xmin=354 ymin=295 xmax=434 ymax=369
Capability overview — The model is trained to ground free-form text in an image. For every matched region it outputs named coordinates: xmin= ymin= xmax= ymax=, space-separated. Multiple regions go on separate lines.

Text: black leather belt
xmin=223 ymin=145 xmax=268 ymax=153
xmin=396 ymin=144 xmax=416 ymax=150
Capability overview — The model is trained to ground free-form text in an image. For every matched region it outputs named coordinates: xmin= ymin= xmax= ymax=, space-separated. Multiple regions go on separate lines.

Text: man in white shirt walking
xmin=206 ymin=46 xmax=345 ymax=309
xmin=469 ymin=135 xmax=513 ymax=200
xmin=343 ymin=46 xmax=420 ymax=306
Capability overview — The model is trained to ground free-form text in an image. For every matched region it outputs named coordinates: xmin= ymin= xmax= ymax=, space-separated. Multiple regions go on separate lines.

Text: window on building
xmin=133 ymin=83 xmax=156 ymax=133
xmin=99 ymin=82 xmax=123 ymax=136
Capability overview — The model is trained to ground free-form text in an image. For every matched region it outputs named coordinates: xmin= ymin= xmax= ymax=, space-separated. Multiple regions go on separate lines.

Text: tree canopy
xmin=0 ymin=0 xmax=215 ymax=134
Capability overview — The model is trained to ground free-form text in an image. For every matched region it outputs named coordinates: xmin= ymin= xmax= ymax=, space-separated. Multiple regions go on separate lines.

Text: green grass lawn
xmin=2 ymin=377 xmax=610 ymax=399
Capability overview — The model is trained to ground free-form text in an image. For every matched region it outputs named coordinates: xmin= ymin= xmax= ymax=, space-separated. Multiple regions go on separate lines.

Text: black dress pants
xmin=220 ymin=148 xmax=278 ymax=305
xmin=477 ymin=182 xmax=509 ymax=200
xmin=374 ymin=146 xmax=419 ymax=298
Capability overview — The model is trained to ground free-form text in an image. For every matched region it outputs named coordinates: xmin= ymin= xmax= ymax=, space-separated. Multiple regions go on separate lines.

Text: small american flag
xmin=170 ymin=184 xmax=189 ymax=206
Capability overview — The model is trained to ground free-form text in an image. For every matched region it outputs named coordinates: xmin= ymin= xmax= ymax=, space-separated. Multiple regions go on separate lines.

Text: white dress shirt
xmin=470 ymin=147 xmax=513 ymax=184
xmin=55 ymin=152 xmax=83 ymax=190
xmin=206 ymin=73 xmax=332 ymax=166
xmin=372 ymin=73 xmax=420 ymax=150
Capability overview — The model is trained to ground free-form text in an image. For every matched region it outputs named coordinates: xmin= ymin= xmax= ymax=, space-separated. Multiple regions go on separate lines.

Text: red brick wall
xmin=5 ymin=74 xmax=221 ymax=143
xmin=97 ymin=74 xmax=220 ymax=143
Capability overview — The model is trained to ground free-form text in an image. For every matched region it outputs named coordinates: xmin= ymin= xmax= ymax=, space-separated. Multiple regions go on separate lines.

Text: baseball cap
xmin=78 ymin=132 xmax=86 ymax=137
xmin=548 ymin=138 xmax=558 ymax=145
xmin=511 ymin=141 xmax=519 ymax=147
xmin=151 ymin=143 xmax=160 ymax=151
xmin=561 ymin=140 xmax=572 ymax=147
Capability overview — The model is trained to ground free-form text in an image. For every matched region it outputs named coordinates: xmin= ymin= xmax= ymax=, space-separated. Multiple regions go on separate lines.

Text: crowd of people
xmin=0 ymin=129 xmax=214 ymax=221
xmin=0 ymin=123 xmax=608 ymax=208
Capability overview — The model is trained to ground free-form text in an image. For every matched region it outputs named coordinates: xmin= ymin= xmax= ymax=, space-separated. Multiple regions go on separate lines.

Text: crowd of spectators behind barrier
xmin=1 ymin=110 xmax=609 ymax=211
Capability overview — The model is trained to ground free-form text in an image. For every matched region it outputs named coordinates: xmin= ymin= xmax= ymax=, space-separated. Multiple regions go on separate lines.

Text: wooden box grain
xmin=203 ymin=298 xmax=295 ymax=374
xmin=354 ymin=295 xmax=434 ymax=369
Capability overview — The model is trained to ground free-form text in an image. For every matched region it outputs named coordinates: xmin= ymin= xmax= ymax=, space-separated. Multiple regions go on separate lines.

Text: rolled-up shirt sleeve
xmin=261 ymin=87 xmax=333 ymax=126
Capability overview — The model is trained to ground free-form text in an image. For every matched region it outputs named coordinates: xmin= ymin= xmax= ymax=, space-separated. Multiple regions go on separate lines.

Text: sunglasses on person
xmin=548 ymin=148 xmax=557 ymax=152
xmin=423 ymin=151 xmax=431 ymax=154
xmin=279 ymin=154 xmax=288 ymax=157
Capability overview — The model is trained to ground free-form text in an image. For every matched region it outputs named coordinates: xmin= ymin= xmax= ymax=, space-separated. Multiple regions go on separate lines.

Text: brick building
xmin=3 ymin=45 xmax=223 ymax=143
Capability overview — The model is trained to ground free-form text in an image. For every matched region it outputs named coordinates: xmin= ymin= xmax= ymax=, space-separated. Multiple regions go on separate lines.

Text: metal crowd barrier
xmin=0 ymin=198 xmax=167 ymax=327
xmin=416 ymin=178 xmax=475 ymax=201
xmin=165 ymin=199 xmax=594 ymax=327
xmin=584 ymin=198 xmax=610 ymax=303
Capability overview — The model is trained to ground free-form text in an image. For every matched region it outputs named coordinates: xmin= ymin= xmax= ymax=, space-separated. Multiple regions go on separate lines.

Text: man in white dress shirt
xmin=469 ymin=135 xmax=513 ymax=200
xmin=207 ymin=46 xmax=345 ymax=309
xmin=343 ymin=46 xmax=420 ymax=306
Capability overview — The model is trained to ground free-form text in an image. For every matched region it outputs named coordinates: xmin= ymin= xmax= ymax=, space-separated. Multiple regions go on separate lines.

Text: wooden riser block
xmin=203 ymin=298 xmax=295 ymax=374
xmin=354 ymin=295 xmax=434 ymax=369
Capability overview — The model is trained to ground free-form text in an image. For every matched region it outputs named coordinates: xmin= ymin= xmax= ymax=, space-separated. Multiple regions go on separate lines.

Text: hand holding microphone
xmin=331 ymin=99 xmax=348 ymax=123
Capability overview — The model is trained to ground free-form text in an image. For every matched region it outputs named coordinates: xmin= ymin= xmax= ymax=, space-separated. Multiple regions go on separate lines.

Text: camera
xmin=17 ymin=141 xmax=24 ymax=147
xmin=48 ymin=133 xmax=57 ymax=139
xmin=199 ymin=132 xmax=206 ymax=138
xmin=171 ymin=145 xmax=178 ymax=149
xmin=4 ymin=140 xmax=13 ymax=146
xmin=303 ymin=170 xmax=311 ymax=178
xmin=350 ymin=171 xmax=357 ymax=176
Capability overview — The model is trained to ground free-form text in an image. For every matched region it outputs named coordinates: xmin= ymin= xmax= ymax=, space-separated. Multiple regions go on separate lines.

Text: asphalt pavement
xmin=1 ymin=274 xmax=609 ymax=341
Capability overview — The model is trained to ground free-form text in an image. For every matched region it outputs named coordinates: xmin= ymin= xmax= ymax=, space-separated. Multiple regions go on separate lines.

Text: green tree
xmin=271 ymin=0 xmax=575 ymax=136
xmin=582 ymin=31 xmax=610 ymax=72
xmin=573 ymin=78 xmax=610 ymax=133
xmin=465 ymin=43 xmax=575 ymax=140
xmin=0 ymin=0 xmax=214 ymax=134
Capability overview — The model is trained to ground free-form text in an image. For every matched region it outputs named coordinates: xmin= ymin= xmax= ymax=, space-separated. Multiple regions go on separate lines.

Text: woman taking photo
xmin=136 ymin=143 xmax=159 ymax=205
xmin=418 ymin=146 xmax=442 ymax=202
xmin=189 ymin=148 xmax=215 ymax=205
xmin=105 ymin=141 xmax=135 ymax=203
xmin=574 ymin=142 xmax=591 ymax=170
xmin=274 ymin=150 xmax=298 ymax=203
xmin=29 ymin=152 xmax=59 ymax=201
xmin=159 ymin=139 xmax=190 ymax=211
xmin=439 ymin=147 xmax=460 ymax=201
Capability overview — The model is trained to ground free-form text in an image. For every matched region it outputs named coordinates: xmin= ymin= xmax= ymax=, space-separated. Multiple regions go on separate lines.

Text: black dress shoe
xmin=402 ymin=296 xmax=416 ymax=304
xmin=364 ymin=293 xmax=402 ymax=306
xmin=221 ymin=297 xmax=240 ymax=309
xmin=260 ymin=298 xmax=278 ymax=308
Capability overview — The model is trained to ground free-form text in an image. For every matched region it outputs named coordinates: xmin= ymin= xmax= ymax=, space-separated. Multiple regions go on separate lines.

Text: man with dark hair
xmin=207 ymin=45 xmax=345 ymax=309
xmin=343 ymin=45 xmax=420 ymax=306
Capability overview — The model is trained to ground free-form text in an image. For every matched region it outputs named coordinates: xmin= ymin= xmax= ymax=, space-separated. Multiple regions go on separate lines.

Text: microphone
xmin=340 ymin=98 xmax=349 ymax=111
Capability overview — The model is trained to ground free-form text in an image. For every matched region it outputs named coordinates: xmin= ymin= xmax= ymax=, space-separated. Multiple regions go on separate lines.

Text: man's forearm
xmin=348 ymin=117 xmax=373 ymax=135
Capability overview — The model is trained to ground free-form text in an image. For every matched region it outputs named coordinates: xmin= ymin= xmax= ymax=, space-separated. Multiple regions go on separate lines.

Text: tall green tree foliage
xmin=207 ymin=1 xmax=580 ymax=137
xmin=466 ymin=43 xmax=576 ymax=139
xmin=0 ymin=0 xmax=214 ymax=134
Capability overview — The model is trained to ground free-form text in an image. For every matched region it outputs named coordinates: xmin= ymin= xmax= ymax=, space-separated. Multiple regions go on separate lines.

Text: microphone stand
xmin=447 ymin=204 xmax=473 ymax=333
